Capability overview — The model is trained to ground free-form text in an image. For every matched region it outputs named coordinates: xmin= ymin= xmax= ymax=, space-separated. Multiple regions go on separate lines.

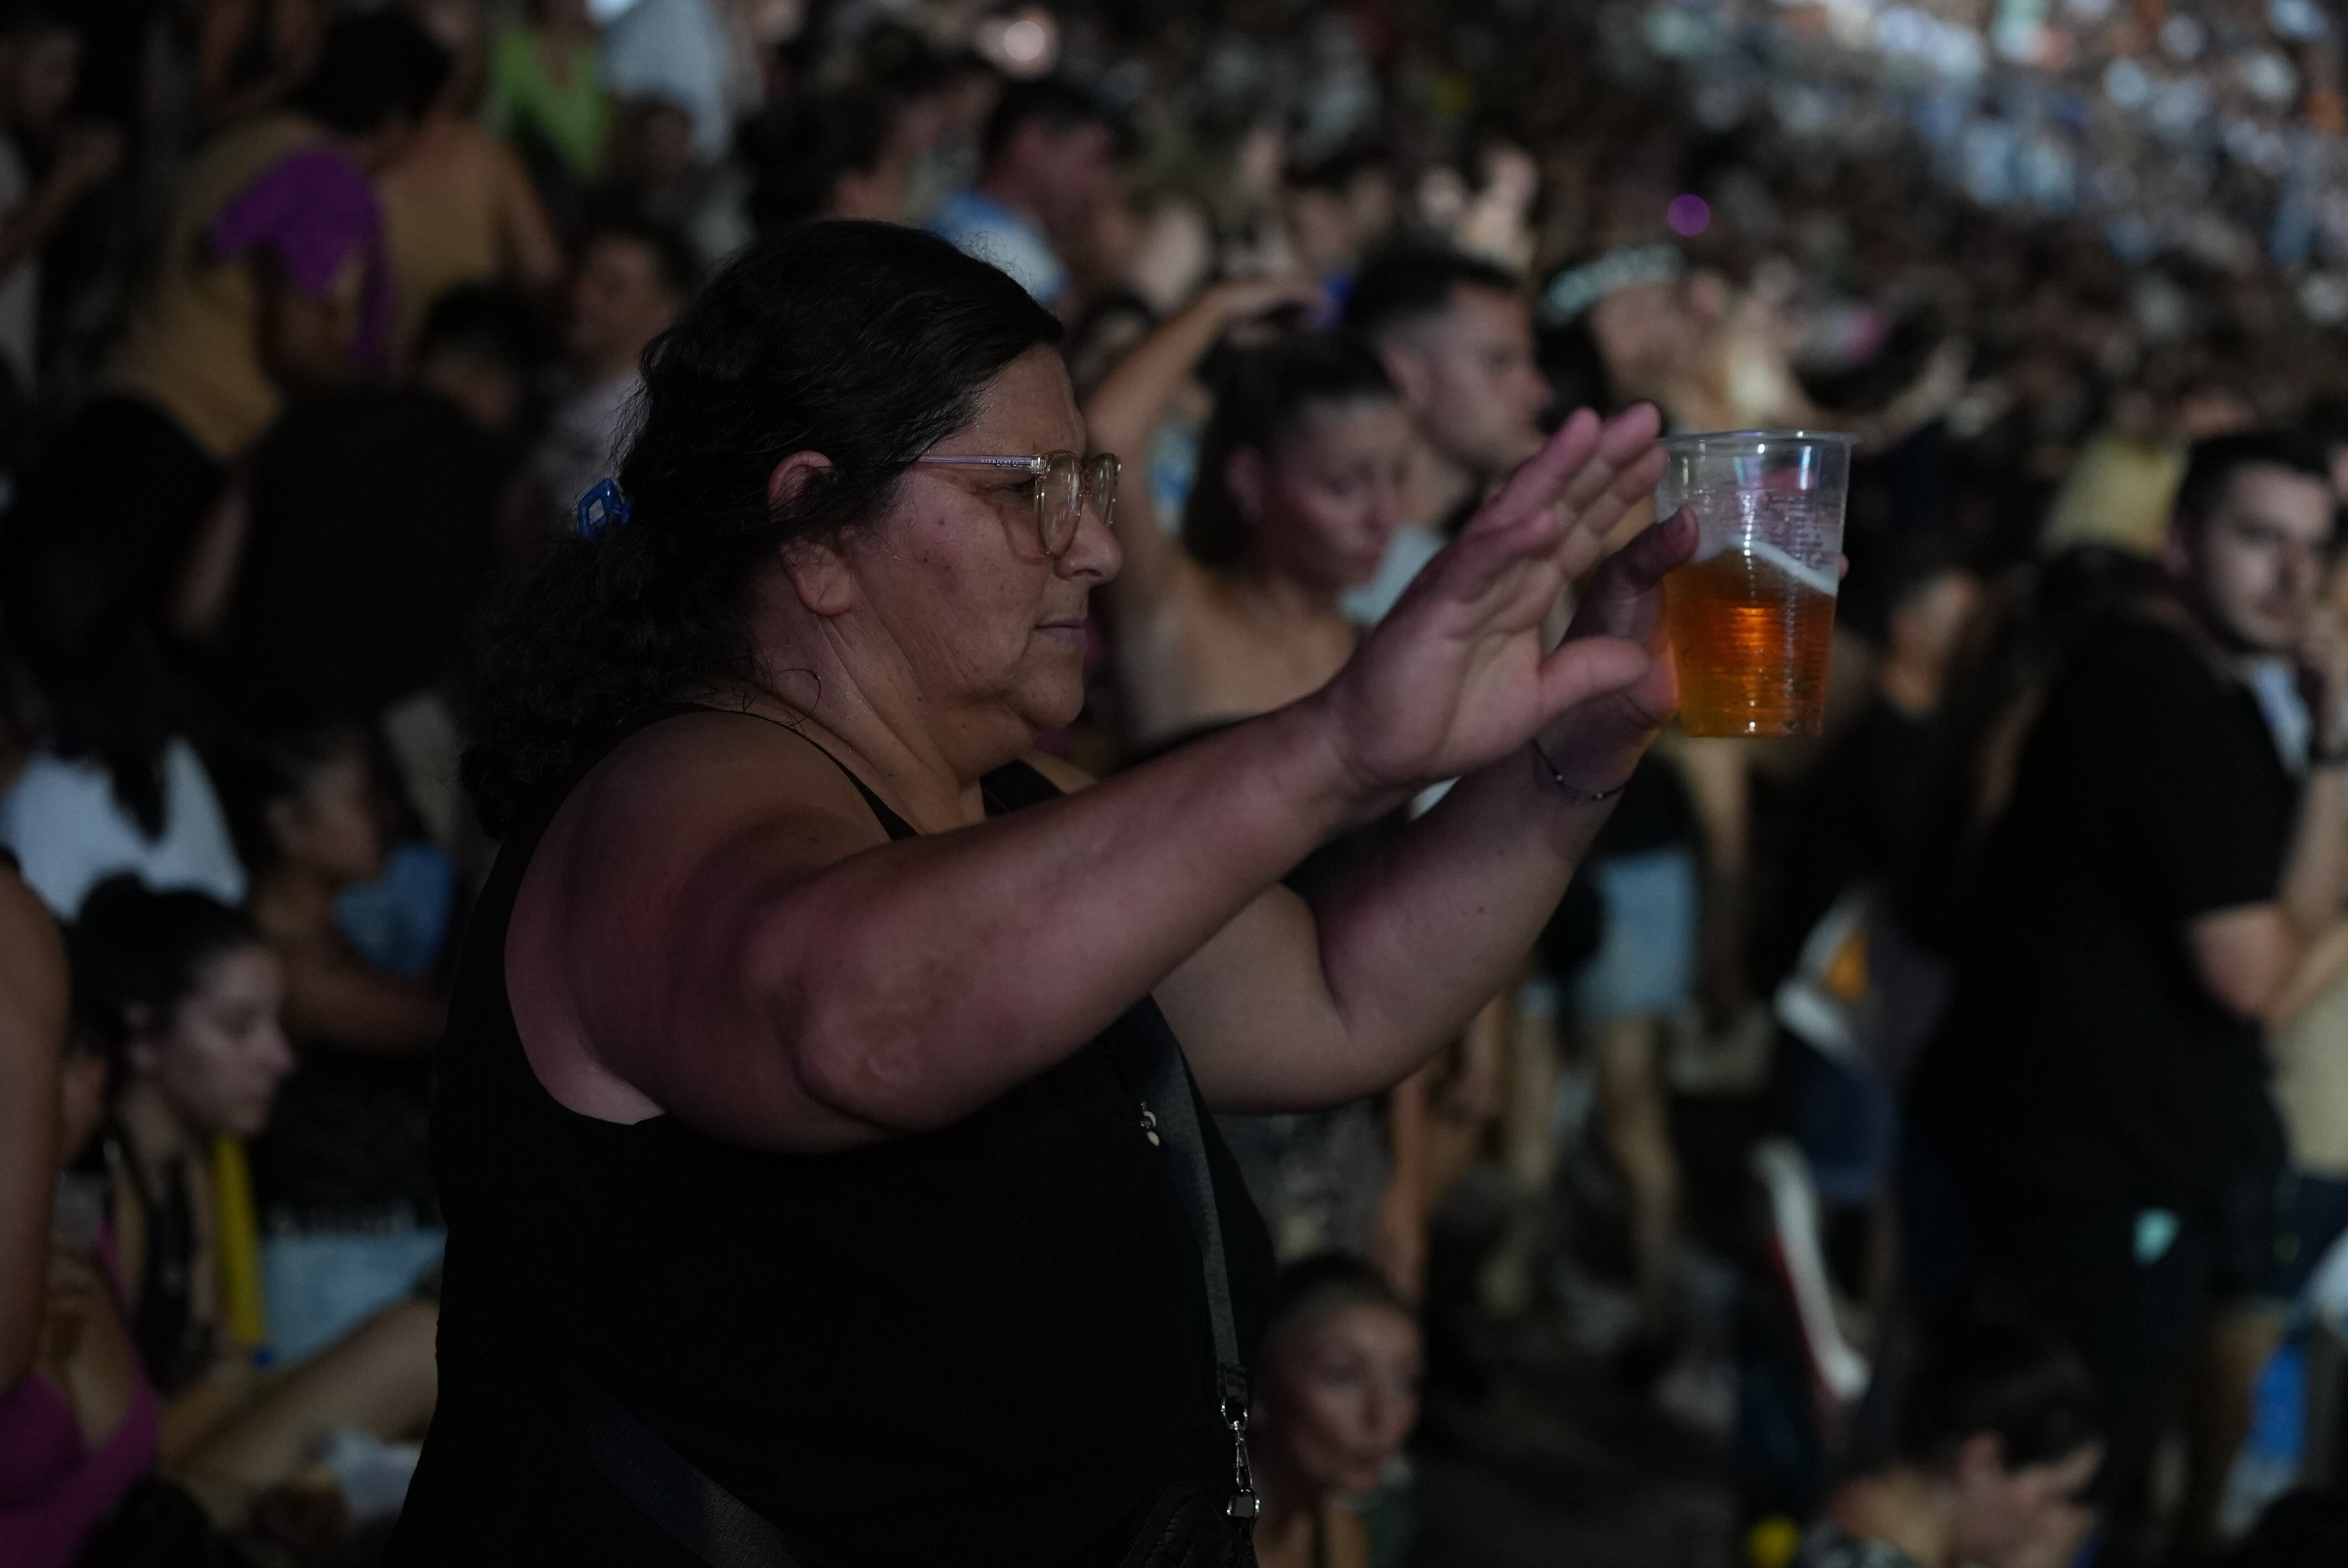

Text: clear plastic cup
xmin=1655 ymin=430 xmax=1857 ymax=738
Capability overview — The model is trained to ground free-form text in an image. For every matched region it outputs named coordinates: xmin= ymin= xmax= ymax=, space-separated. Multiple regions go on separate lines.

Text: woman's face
xmin=1589 ymin=280 xmax=1694 ymax=396
xmin=1259 ymin=1302 xmax=1423 ymax=1498
xmin=1239 ymin=398 xmax=1413 ymax=592
xmin=131 ymin=947 xmax=293 ymax=1139
xmin=827 ymin=347 xmax=1119 ymax=768
xmin=274 ymin=748 xmax=389 ymax=886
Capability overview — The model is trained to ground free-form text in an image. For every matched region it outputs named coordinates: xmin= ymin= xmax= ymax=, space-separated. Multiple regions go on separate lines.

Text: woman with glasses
xmin=389 ymin=220 xmax=1691 ymax=1567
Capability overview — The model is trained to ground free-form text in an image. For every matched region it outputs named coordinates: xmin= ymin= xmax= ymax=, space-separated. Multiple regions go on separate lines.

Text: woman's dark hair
xmin=292 ymin=12 xmax=451 ymax=137
xmin=1895 ymin=1308 xmax=2102 ymax=1472
xmin=68 ymin=876 xmax=258 ymax=1062
xmin=461 ymin=221 xmax=1060 ymax=834
xmin=1183 ymin=333 xmax=1397 ymax=566
xmin=0 ymin=601 xmax=181 ymax=839
xmin=216 ymin=719 xmax=373 ymax=879
xmin=1262 ymin=1252 xmax=1413 ymax=1350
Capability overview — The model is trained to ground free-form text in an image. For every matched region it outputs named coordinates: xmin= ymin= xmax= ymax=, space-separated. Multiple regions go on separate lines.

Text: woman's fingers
xmin=1429 ymin=403 xmax=1667 ymax=627
xmin=1466 ymin=408 xmax=1602 ymax=540
xmin=1572 ymin=508 xmax=1698 ymax=641
xmin=1551 ymin=404 xmax=1664 ymax=518
xmin=1534 ymin=634 xmax=1652 ymax=718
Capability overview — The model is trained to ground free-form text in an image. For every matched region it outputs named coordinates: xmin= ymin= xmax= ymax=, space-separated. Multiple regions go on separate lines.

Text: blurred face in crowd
xmin=829 ymin=153 xmax=907 ymax=224
xmin=1946 ymin=1437 xmax=2102 ymax=1567
xmin=1258 ymin=1301 xmax=1423 ymax=1498
xmin=1381 ymin=284 xmax=1547 ymax=482
xmin=3 ymin=26 xmax=78 ymax=132
xmin=1589 ymin=278 xmax=1696 ymax=402
xmin=127 ymin=947 xmax=293 ymax=1140
xmin=787 ymin=347 xmax=1118 ymax=764
xmin=1227 ymin=398 xmax=1413 ymax=592
xmin=1284 ymin=184 xmax=1357 ymax=280
xmin=256 ymin=252 xmax=370 ymax=391
xmin=268 ymin=746 xmax=390 ymax=888
xmin=570 ymin=234 xmax=681 ymax=380
xmin=419 ymin=345 xmax=523 ymax=434
xmin=410 ymin=0 xmax=484 ymax=85
xmin=615 ymin=99 xmax=698 ymax=190
xmin=2174 ymin=463 xmax=2337 ymax=654
xmin=1002 ymin=120 xmax=1116 ymax=236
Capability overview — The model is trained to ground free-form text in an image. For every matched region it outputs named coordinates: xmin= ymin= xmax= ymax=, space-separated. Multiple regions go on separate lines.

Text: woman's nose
xmin=1060 ymin=500 xmax=1122 ymax=583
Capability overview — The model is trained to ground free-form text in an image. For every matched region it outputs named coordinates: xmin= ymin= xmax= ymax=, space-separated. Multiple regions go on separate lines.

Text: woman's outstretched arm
xmin=519 ymin=408 xmax=1670 ymax=1156
xmin=1157 ymin=494 xmax=1692 ymax=1111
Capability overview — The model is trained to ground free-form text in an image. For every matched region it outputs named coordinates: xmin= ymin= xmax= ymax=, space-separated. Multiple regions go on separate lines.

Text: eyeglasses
xmin=910 ymin=451 xmax=1120 ymax=558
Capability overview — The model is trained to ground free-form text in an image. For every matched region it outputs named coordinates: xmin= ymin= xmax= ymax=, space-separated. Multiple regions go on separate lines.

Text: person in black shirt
xmin=1908 ymin=433 xmax=2348 ymax=1530
xmin=389 ymin=223 xmax=1694 ymax=1566
xmin=197 ymin=284 xmax=542 ymax=730
xmin=1775 ymin=538 xmax=1979 ymax=1289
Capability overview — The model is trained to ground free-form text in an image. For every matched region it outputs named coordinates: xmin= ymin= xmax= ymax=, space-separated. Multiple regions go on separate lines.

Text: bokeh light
xmin=1667 ymin=193 xmax=1711 ymax=236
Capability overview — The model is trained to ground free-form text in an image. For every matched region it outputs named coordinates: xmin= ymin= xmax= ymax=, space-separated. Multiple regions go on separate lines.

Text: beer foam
xmin=1743 ymin=538 xmax=1840 ymax=597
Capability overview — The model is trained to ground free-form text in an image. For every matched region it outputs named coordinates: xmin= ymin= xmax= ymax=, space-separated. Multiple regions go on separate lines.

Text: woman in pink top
xmin=0 ymin=860 xmax=161 ymax=1568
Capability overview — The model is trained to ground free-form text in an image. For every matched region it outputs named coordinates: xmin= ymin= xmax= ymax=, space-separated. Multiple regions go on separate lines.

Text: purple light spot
xmin=1667 ymin=194 xmax=1711 ymax=237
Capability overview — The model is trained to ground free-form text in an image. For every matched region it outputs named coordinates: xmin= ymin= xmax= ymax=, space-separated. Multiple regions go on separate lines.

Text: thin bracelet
xmin=1528 ymin=736 xmax=1630 ymax=806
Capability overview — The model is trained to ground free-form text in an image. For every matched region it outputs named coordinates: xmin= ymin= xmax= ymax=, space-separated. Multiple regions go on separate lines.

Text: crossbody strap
xmin=504 ymin=1296 xmax=805 ymax=1568
xmin=1135 ymin=1011 xmax=1259 ymax=1525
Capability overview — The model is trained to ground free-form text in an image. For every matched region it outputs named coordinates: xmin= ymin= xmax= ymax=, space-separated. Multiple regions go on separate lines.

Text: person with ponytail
xmin=392 ymin=219 xmax=1691 ymax=1566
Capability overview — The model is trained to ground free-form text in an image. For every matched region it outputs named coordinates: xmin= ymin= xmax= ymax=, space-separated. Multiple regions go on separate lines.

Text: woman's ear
xmin=1226 ymin=447 xmax=1268 ymax=524
xmin=769 ymin=452 xmax=856 ymax=616
xmin=778 ymin=537 xmax=856 ymax=617
xmin=766 ymin=451 xmax=834 ymax=513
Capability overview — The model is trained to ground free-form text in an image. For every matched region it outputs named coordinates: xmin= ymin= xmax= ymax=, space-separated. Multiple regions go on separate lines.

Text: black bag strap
xmin=512 ymin=1302 xmax=805 ymax=1568
xmin=1133 ymin=1006 xmax=1260 ymax=1525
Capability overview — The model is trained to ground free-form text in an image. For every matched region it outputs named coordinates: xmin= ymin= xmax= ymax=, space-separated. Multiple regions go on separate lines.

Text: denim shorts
xmin=1572 ymin=844 xmax=1700 ymax=1024
xmin=262 ymin=1226 xmax=445 ymax=1365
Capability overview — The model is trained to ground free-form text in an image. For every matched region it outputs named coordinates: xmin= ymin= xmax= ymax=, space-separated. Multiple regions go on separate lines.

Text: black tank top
xmin=389 ymin=709 xmax=1274 ymax=1567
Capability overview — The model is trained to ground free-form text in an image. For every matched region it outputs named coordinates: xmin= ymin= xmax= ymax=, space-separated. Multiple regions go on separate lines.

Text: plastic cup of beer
xmin=1656 ymin=430 xmax=1857 ymax=738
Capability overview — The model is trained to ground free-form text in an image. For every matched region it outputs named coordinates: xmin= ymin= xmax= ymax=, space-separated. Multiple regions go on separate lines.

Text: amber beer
xmin=1665 ymin=544 xmax=1839 ymax=736
xmin=1654 ymin=431 xmax=1856 ymax=739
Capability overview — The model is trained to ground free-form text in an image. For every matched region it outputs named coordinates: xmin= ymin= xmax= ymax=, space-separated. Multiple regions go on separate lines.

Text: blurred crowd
xmin=10 ymin=0 xmax=2348 ymax=1565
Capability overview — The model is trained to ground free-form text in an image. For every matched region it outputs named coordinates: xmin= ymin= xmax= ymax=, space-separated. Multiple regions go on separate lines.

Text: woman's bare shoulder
xmin=565 ymin=708 xmax=890 ymax=856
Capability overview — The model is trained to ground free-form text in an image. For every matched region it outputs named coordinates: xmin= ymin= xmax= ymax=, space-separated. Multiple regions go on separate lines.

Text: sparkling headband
xmin=1537 ymin=244 xmax=1686 ymax=326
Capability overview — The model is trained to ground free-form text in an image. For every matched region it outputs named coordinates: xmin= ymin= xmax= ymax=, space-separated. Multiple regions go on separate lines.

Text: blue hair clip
xmin=578 ymin=478 xmax=632 ymax=539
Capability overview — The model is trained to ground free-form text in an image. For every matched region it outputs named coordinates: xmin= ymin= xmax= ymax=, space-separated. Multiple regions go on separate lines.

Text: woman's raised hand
xmin=1316 ymin=403 xmax=1690 ymax=797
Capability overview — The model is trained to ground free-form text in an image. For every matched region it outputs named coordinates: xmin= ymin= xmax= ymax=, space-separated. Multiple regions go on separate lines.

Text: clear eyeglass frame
xmin=910 ymin=451 xmax=1120 ymax=556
